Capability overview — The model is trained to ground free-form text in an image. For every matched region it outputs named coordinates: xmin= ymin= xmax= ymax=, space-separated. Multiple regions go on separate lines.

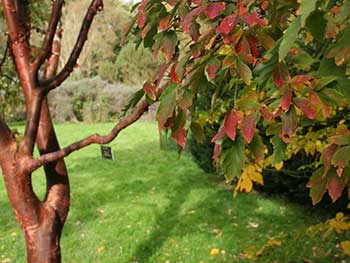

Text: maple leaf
xmin=204 ymin=2 xmax=226 ymax=19
xmin=205 ymin=58 xmax=221 ymax=80
xmin=293 ymin=98 xmax=316 ymax=119
xmin=156 ymin=84 xmax=177 ymax=131
xmin=216 ymin=15 xmax=239 ymax=34
xmin=272 ymin=65 xmax=285 ymax=88
xmin=239 ymin=113 xmax=260 ymax=144
xmin=280 ymin=107 xmax=298 ymax=143
xmin=161 ymin=32 xmax=178 ymax=63
xmin=280 ymin=88 xmax=292 ymax=112
xmin=242 ymin=13 xmax=266 ymax=26
xmin=259 ymin=107 xmax=274 ymax=122
xmin=159 ymin=15 xmax=170 ymax=31
xmin=211 ymin=127 xmax=225 ymax=143
xmin=170 ymin=64 xmax=181 ymax=83
xmin=224 ymin=110 xmax=243 ymax=141
xmin=306 ymin=168 xmax=327 ymax=205
xmin=327 ymin=174 xmax=346 ymax=203
xmin=143 ymin=81 xmax=156 ymax=100
xmin=181 ymin=6 xmax=205 ymax=33
xmin=137 ymin=12 xmax=146 ymax=28
xmin=171 ymin=128 xmax=186 ymax=149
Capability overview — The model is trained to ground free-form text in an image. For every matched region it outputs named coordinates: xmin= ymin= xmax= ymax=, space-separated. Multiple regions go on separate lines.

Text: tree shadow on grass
xmin=59 ymin=141 xmax=325 ymax=262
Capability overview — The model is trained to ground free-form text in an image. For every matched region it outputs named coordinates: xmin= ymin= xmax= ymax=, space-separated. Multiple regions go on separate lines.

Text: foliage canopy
xmin=126 ymin=0 xmax=350 ymax=205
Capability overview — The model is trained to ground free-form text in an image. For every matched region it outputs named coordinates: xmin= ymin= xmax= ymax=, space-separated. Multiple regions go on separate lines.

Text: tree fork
xmin=0 ymin=0 xmax=102 ymax=262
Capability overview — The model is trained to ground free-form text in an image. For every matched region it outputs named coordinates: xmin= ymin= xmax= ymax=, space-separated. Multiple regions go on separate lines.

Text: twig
xmin=32 ymin=0 xmax=64 ymax=74
xmin=39 ymin=0 xmax=104 ymax=91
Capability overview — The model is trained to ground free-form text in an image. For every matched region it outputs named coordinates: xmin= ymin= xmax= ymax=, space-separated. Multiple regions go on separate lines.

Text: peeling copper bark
xmin=0 ymin=0 xmax=167 ymax=262
xmin=0 ymin=0 xmax=103 ymax=262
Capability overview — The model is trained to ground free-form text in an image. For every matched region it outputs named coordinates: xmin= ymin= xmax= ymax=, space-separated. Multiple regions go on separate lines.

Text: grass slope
xmin=0 ymin=122 xmax=342 ymax=262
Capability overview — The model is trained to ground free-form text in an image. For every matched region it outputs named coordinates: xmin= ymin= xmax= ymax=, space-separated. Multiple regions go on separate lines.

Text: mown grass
xmin=0 ymin=122 xmax=347 ymax=262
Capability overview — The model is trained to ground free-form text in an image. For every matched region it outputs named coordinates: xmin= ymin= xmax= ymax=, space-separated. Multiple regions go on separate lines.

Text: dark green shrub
xmin=188 ymin=125 xmax=217 ymax=173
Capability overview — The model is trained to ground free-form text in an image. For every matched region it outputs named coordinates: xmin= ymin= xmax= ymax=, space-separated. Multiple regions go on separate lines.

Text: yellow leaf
xmin=216 ymin=45 xmax=233 ymax=56
xmin=210 ymin=248 xmax=220 ymax=256
xmin=249 ymin=171 xmax=264 ymax=185
xmin=336 ymin=212 xmax=344 ymax=221
xmin=206 ymin=35 xmax=217 ymax=50
xmin=97 ymin=246 xmax=105 ymax=253
xmin=341 ymin=240 xmax=350 ymax=256
xmin=274 ymin=161 xmax=284 ymax=171
xmin=304 ymin=32 xmax=314 ymax=45
xmin=266 ymin=238 xmax=282 ymax=247
xmin=240 ymin=175 xmax=253 ymax=193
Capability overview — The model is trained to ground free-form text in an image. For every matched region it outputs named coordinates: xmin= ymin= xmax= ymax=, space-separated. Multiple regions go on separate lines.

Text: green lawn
xmin=0 ymin=122 xmax=346 ymax=262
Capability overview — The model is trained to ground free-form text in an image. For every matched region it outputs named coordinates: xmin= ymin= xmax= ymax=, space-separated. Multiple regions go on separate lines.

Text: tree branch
xmin=32 ymin=0 xmax=64 ymax=74
xmin=32 ymin=87 xmax=165 ymax=171
xmin=2 ymin=0 xmax=43 ymax=156
xmin=36 ymin=26 xmax=70 ymax=223
xmin=14 ymin=0 xmax=30 ymax=43
xmin=39 ymin=0 xmax=104 ymax=90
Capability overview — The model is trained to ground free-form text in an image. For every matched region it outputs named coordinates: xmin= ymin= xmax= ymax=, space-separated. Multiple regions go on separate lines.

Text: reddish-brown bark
xmin=0 ymin=1 xmax=167 ymax=262
xmin=0 ymin=1 xmax=102 ymax=262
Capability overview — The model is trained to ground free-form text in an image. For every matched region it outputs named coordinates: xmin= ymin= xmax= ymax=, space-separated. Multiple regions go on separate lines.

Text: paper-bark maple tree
xmin=0 ymin=1 xmax=163 ymax=262
xmin=2 ymin=0 xmax=350 ymax=262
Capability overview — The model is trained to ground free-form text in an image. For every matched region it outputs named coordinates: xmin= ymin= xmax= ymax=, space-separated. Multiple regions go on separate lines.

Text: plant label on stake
xmin=100 ymin=145 xmax=114 ymax=160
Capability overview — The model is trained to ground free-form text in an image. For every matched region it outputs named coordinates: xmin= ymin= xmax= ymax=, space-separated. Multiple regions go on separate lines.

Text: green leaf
xmin=317 ymin=57 xmax=346 ymax=78
xmin=237 ymin=60 xmax=252 ymax=85
xmin=190 ymin=122 xmax=204 ymax=143
xmin=143 ymin=25 xmax=158 ymax=48
xmin=286 ymin=50 xmax=315 ymax=70
xmin=307 ymin=168 xmax=327 ymax=205
xmin=333 ymin=135 xmax=350 ymax=146
xmin=220 ymin=135 xmax=245 ymax=183
xmin=306 ymin=10 xmax=327 ymax=42
xmin=279 ymin=17 xmax=301 ymax=62
xmin=249 ymin=134 xmax=265 ymax=162
xmin=318 ymin=87 xmax=347 ymax=107
xmin=331 ymin=145 xmax=350 ymax=169
xmin=336 ymin=78 xmax=350 ymax=99
xmin=313 ymin=76 xmax=338 ymax=91
xmin=299 ymin=0 xmax=318 ymax=27
xmin=254 ymin=41 xmax=279 ymax=84
xmin=157 ymin=84 xmax=177 ymax=130
xmin=271 ymin=135 xmax=287 ymax=166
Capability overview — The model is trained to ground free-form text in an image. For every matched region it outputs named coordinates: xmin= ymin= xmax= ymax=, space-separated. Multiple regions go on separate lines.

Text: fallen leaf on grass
xmin=97 ymin=246 xmax=105 ymax=253
xmin=210 ymin=248 xmax=220 ymax=256
xmin=248 ymin=222 xmax=259 ymax=228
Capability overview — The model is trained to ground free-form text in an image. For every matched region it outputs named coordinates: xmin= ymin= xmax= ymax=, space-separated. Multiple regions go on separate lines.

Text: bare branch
xmin=39 ymin=0 xmax=104 ymax=90
xmin=33 ymin=86 xmax=165 ymax=171
xmin=32 ymin=0 xmax=64 ymax=74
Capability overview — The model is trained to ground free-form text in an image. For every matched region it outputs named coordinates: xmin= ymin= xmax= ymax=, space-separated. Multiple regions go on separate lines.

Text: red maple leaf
xmin=204 ymin=2 xmax=226 ymax=19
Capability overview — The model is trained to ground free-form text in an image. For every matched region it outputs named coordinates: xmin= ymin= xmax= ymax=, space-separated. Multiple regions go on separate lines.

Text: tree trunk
xmin=23 ymin=208 xmax=63 ymax=263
